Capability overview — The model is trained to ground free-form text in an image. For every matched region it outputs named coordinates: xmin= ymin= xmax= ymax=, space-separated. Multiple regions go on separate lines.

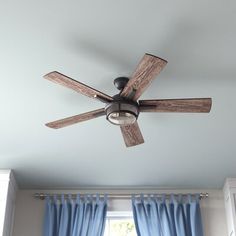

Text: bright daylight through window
xmin=104 ymin=212 xmax=137 ymax=236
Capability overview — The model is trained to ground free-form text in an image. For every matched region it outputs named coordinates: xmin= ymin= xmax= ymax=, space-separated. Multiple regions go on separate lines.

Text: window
xmin=104 ymin=211 xmax=137 ymax=236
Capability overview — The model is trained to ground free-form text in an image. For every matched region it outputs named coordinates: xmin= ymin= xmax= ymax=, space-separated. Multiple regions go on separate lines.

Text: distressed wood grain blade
xmin=44 ymin=71 xmax=113 ymax=103
xmin=139 ymin=98 xmax=212 ymax=113
xmin=120 ymin=54 xmax=167 ymax=100
xmin=120 ymin=121 xmax=144 ymax=147
xmin=46 ymin=108 xmax=105 ymax=129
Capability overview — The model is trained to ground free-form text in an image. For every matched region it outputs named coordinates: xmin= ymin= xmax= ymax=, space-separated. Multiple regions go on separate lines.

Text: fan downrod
xmin=114 ymin=77 xmax=129 ymax=90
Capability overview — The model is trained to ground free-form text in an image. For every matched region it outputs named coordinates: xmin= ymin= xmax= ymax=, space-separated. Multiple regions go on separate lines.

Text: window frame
xmin=105 ymin=211 xmax=137 ymax=236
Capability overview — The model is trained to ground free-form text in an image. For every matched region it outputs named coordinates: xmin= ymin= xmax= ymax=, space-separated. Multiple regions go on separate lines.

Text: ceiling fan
xmin=44 ymin=53 xmax=212 ymax=147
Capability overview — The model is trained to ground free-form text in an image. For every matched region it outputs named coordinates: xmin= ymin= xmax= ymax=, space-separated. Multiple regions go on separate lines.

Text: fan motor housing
xmin=105 ymin=95 xmax=139 ymax=125
xmin=114 ymin=77 xmax=129 ymax=90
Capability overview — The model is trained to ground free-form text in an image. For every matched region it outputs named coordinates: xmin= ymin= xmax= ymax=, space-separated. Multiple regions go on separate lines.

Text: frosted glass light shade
xmin=108 ymin=111 xmax=136 ymax=125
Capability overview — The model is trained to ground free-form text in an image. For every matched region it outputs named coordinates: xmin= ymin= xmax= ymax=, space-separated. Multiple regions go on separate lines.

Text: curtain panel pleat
xmin=43 ymin=194 xmax=107 ymax=236
xmin=132 ymin=194 xmax=204 ymax=236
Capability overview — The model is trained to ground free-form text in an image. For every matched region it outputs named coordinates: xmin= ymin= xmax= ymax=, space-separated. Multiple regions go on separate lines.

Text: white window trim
xmin=107 ymin=211 xmax=134 ymax=219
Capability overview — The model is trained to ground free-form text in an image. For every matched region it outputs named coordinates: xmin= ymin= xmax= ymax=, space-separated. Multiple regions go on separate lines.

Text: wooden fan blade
xmin=139 ymin=98 xmax=212 ymax=113
xmin=120 ymin=54 xmax=167 ymax=100
xmin=44 ymin=71 xmax=113 ymax=103
xmin=46 ymin=108 xmax=105 ymax=129
xmin=120 ymin=121 xmax=144 ymax=147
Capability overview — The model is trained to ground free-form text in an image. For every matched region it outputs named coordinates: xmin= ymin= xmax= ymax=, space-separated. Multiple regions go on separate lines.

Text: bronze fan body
xmin=44 ymin=54 xmax=212 ymax=147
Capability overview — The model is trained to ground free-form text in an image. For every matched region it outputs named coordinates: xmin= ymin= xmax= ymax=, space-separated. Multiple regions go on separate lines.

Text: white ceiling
xmin=0 ymin=0 xmax=236 ymax=189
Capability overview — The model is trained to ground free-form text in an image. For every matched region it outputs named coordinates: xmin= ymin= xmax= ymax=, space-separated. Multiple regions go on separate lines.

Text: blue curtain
xmin=43 ymin=194 xmax=107 ymax=236
xmin=132 ymin=194 xmax=204 ymax=236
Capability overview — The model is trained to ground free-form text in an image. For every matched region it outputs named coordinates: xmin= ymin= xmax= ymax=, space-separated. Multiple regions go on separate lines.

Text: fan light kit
xmin=44 ymin=53 xmax=212 ymax=147
xmin=105 ymin=92 xmax=139 ymax=125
